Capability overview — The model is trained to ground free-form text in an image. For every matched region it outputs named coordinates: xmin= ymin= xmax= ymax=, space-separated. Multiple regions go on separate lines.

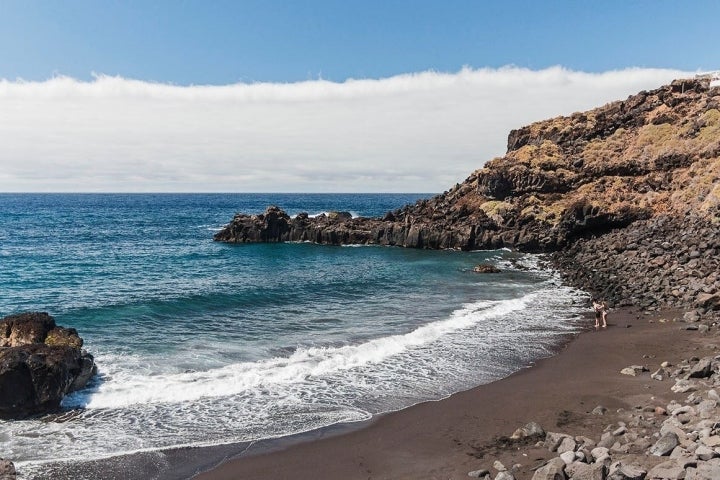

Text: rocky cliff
xmin=0 ymin=312 xmax=96 ymax=419
xmin=215 ymin=77 xmax=720 ymax=310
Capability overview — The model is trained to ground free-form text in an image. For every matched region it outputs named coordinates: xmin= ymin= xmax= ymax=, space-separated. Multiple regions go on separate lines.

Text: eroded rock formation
xmin=0 ymin=312 xmax=96 ymax=419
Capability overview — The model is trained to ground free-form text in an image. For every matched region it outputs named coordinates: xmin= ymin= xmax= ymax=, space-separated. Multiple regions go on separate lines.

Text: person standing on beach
xmin=592 ymin=298 xmax=608 ymax=328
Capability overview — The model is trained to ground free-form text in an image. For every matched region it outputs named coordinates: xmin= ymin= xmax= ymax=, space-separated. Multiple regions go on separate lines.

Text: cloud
xmin=0 ymin=66 xmax=690 ymax=192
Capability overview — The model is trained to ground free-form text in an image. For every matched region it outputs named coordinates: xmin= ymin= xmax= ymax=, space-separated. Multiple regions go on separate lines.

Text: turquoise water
xmin=0 ymin=194 xmax=585 ymax=476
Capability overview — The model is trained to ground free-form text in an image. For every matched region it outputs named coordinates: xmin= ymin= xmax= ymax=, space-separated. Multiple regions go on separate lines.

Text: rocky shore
xmin=551 ymin=213 xmax=720 ymax=311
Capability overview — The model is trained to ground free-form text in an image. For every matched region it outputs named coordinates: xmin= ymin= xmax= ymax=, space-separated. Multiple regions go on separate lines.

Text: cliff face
xmin=473 ymin=77 xmax=720 ymax=248
xmin=215 ymin=78 xmax=720 ymax=310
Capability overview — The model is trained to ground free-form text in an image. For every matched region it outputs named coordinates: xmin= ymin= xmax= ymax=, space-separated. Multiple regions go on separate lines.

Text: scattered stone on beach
xmin=651 ymin=367 xmax=667 ymax=381
xmin=559 ymin=450 xmax=576 ymax=465
xmin=647 ymin=459 xmax=686 ymax=479
xmin=557 ymin=436 xmax=578 ymax=454
xmin=531 ymin=457 xmax=566 ymax=480
xmin=468 ymin=469 xmax=490 ymax=478
xmin=0 ymin=312 xmax=96 ymax=419
xmin=688 ymin=358 xmax=714 ymax=379
xmin=671 ymin=379 xmax=698 ymax=394
xmin=700 ymin=436 xmax=720 ymax=448
xmin=545 ymin=432 xmax=573 ymax=452
xmin=649 ymin=432 xmax=679 ymax=456
xmin=708 ymin=390 xmax=720 ymax=402
xmin=694 ymin=445 xmax=718 ymax=461
xmin=691 ymin=458 xmax=720 ymax=479
xmin=511 ymin=421 xmax=546 ymax=440
xmin=591 ymin=406 xmax=608 ymax=416
xmin=0 ymin=459 xmax=16 ymax=480
xmin=493 ymin=460 xmax=507 ymax=472
xmin=620 ymin=365 xmax=649 ymax=376
xmin=572 ymin=461 xmax=608 ymax=480
xmin=607 ymin=463 xmax=646 ymax=480
xmin=695 ymin=292 xmax=720 ymax=310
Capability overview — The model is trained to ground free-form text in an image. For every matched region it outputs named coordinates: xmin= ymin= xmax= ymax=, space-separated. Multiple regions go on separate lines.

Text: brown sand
xmin=194 ymin=308 xmax=709 ymax=480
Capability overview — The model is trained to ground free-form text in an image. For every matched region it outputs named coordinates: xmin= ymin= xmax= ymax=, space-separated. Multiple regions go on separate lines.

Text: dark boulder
xmin=473 ymin=264 xmax=502 ymax=274
xmin=0 ymin=312 xmax=96 ymax=419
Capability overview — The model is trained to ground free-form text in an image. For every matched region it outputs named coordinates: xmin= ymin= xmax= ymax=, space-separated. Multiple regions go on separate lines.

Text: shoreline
xmin=189 ymin=306 xmax=700 ymax=480
xmin=21 ymin=307 xmax=706 ymax=480
xmin=23 ymin=308 xmax=580 ymax=480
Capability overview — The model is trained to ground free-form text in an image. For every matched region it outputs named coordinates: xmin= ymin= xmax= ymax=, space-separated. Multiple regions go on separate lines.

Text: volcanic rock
xmin=0 ymin=312 xmax=96 ymax=419
xmin=473 ymin=264 xmax=502 ymax=274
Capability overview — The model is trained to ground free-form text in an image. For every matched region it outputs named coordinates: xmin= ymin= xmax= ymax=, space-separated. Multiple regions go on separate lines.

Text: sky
xmin=0 ymin=0 xmax=718 ymax=192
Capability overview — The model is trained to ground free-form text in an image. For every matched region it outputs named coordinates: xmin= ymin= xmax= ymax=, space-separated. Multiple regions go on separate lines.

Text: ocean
xmin=0 ymin=193 xmax=586 ymax=478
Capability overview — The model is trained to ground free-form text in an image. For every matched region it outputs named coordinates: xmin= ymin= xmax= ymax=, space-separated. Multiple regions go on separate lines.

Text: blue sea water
xmin=0 ymin=193 xmax=586 ymax=476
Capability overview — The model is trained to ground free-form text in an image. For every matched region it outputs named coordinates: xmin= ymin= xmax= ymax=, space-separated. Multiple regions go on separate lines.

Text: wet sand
xmin=193 ymin=307 xmax=704 ymax=480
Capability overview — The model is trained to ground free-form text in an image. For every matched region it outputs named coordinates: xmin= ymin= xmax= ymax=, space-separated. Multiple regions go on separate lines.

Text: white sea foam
xmin=64 ymin=296 xmax=531 ymax=410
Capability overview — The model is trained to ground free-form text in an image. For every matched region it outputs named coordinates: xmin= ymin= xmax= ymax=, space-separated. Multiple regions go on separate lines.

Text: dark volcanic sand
xmin=192 ymin=307 xmax=705 ymax=480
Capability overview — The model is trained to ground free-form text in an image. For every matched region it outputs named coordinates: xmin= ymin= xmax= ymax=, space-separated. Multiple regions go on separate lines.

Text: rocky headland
xmin=215 ymin=77 xmax=720 ymax=313
xmin=0 ymin=312 xmax=96 ymax=420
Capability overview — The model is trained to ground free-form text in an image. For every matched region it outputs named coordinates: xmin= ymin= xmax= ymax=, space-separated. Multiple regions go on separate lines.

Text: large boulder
xmin=0 ymin=312 xmax=96 ymax=419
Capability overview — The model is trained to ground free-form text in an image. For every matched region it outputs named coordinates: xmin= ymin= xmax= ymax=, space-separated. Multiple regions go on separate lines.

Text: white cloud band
xmin=0 ymin=66 xmax=689 ymax=192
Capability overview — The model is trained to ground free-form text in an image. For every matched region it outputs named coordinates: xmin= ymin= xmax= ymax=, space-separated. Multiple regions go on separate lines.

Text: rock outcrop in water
xmin=215 ymin=77 xmax=720 ymax=311
xmin=0 ymin=312 xmax=96 ymax=419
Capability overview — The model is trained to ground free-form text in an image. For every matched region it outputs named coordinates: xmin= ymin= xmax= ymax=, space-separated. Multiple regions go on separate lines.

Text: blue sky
xmin=1 ymin=0 xmax=717 ymax=84
xmin=0 ymin=1 xmax=715 ymax=192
